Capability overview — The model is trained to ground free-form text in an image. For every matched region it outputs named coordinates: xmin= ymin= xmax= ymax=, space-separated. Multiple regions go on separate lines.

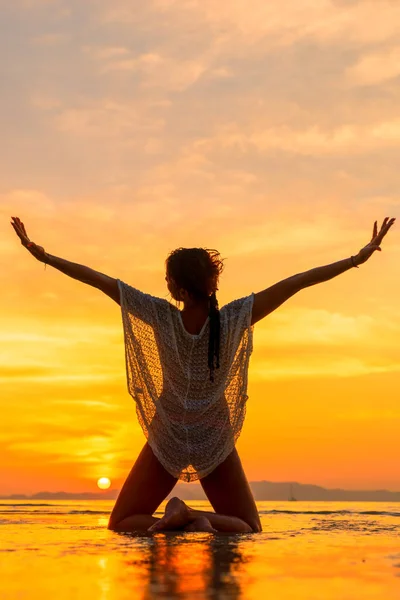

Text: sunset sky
xmin=1 ymin=0 xmax=399 ymax=495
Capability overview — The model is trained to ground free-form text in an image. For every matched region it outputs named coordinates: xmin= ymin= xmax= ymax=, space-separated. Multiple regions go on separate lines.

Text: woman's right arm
xmin=45 ymin=254 xmax=120 ymax=304
xmin=10 ymin=216 xmax=120 ymax=304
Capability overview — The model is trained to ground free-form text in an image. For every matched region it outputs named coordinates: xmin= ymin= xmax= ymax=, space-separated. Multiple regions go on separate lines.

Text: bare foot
xmin=184 ymin=517 xmax=218 ymax=533
xmin=148 ymin=497 xmax=191 ymax=532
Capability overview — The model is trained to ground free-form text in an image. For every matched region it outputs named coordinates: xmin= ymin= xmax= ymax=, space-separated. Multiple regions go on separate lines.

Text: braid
xmin=165 ymin=247 xmax=225 ymax=383
xmin=208 ymin=291 xmax=220 ymax=382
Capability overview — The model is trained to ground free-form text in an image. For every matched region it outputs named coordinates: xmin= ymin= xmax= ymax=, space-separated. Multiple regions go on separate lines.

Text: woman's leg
xmin=198 ymin=447 xmax=262 ymax=533
xmin=149 ymin=448 xmax=261 ymax=534
xmin=148 ymin=496 xmax=253 ymax=533
xmin=184 ymin=517 xmax=217 ymax=533
xmin=108 ymin=442 xmax=178 ymax=532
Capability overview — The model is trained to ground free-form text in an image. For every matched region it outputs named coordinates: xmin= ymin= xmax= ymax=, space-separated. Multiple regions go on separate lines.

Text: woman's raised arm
xmin=251 ymin=216 xmax=396 ymax=326
xmin=45 ymin=254 xmax=119 ymax=304
xmin=10 ymin=216 xmax=120 ymax=304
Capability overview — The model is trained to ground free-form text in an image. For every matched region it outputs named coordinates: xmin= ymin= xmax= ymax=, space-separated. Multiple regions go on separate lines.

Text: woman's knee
xmin=107 ymin=507 xmax=133 ymax=531
xmin=251 ymin=523 xmax=262 ymax=533
xmin=246 ymin=518 xmax=262 ymax=533
xmin=107 ymin=513 xmax=121 ymax=531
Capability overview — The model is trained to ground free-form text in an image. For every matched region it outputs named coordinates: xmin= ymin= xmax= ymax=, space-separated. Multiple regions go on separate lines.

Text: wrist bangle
xmin=350 ymin=255 xmax=359 ymax=268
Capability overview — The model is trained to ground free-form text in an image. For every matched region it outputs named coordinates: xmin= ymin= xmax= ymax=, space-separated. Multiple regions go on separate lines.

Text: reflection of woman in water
xmin=140 ymin=531 xmax=246 ymax=598
xmin=11 ymin=215 xmax=395 ymax=533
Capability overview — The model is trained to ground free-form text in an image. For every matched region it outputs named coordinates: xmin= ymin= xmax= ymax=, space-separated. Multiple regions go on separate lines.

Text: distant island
xmin=1 ymin=481 xmax=399 ymax=502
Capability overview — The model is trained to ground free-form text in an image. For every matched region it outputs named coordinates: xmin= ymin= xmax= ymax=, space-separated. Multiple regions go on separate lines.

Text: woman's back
xmin=117 ymin=279 xmax=255 ymax=482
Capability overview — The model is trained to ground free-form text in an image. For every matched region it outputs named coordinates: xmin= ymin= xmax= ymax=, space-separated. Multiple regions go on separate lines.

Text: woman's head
xmin=165 ymin=247 xmax=226 ymax=382
xmin=165 ymin=247 xmax=224 ymax=305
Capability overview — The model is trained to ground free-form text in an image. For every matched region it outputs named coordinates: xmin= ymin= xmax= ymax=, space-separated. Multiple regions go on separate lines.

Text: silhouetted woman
xmin=11 ymin=215 xmax=395 ymax=533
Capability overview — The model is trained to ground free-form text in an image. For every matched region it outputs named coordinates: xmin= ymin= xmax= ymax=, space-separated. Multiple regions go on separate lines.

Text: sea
xmin=1 ymin=500 xmax=399 ymax=599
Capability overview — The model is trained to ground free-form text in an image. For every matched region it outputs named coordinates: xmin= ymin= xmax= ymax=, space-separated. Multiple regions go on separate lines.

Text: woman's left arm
xmin=251 ymin=257 xmax=355 ymax=325
xmin=295 ymin=216 xmax=396 ymax=290
xmin=251 ymin=217 xmax=395 ymax=325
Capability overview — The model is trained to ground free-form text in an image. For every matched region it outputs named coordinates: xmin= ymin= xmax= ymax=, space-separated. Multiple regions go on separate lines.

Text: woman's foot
xmin=148 ymin=497 xmax=191 ymax=532
xmin=184 ymin=516 xmax=218 ymax=533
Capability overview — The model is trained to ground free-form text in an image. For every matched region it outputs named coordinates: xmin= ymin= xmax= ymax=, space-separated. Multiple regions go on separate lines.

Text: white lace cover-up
xmin=117 ymin=279 xmax=255 ymax=482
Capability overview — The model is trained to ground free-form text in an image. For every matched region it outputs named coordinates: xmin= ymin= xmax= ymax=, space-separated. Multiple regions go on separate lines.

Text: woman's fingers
xmin=372 ymin=220 xmax=378 ymax=241
xmin=11 ymin=216 xmax=30 ymax=246
xmin=380 ymin=217 xmax=390 ymax=236
xmin=382 ymin=217 xmax=395 ymax=236
xmin=13 ymin=216 xmax=28 ymax=237
xmin=375 ymin=216 xmax=395 ymax=244
xmin=20 ymin=219 xmax=28 ymax=238
xmin=11 ymin=217 xmax=22 ymax=231
xmin=11 ymin=219 xmax=24 ymax=239
xmin=11 ymin=220 xmax=24 ymax=241
xmin=11 ymin=216 xmax=47 ymax=262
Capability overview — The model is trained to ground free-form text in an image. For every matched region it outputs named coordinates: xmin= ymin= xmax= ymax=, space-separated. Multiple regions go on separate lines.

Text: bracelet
xmin=350 ymin=255 xmax=359 ymax=269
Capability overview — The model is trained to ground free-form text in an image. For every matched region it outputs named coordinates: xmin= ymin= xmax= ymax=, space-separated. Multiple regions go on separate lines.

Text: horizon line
xmin=1 ymin=480 xmax=400 ymax=497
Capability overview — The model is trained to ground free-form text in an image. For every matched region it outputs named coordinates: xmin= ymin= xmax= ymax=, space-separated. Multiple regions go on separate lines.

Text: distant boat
xmin=289 ymin=483 xmax=297 ymax=501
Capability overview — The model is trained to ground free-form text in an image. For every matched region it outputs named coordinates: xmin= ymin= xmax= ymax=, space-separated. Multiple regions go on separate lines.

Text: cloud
xmin=0 ymin=366 xmax=55 ymax=378
xmin=250 ymin=356 xmax=400 ymax=381
xmin=55 ymin=100 xmax=165 ymax=139
xmin=194 ymin=119 xmax=400 ymax=158
xmin=2 ymin=372 xmax=122 ymax=383
xmin=30 ymin=92 xmax=63 ymax=110
xmin=82 ymin=46 xmax=130 ymax=60
xmin=31 ymin=33 xmax=70 ymax=46
xmin=98 ymin=0 xmax=400 ymax=49
xmin=255 ymin=307 xmax=377 ymax=346
xmin=346 ymin=46 xmax=400 ymax=86
xmin=51 ymin=398 xmax=118 ymax=410
xmin=197 ymin=0 xmax=400 ymax=48
xmin=10 ymin=0 xmax=60 ymax=7
xmin=7 ymin=434 xmax=116 ymax=463
xmin=218 ymin=215 xmax=359 ymax=258
xmin=2 ymin=189 xmax=55 ymax=215
xmin=250 ymin=306 xmax=400 ymax=380
xmin=0 ymin=332 xmax=74 ymax=344
xmin=86 ymin=46 xmax=210 ymax=92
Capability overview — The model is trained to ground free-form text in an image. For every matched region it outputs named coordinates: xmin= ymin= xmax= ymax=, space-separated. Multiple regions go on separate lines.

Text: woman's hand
xmin=355 ymin=216 xmax=396 ymax=266
xmin=10 ymin=216 xmax=49 ymax=263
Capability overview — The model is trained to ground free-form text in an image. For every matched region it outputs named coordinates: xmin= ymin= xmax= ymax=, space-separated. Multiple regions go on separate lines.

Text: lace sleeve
xmin=220 ymin=293 xmax=255 ymax=356
xmin=117 ymin=279 xmax=169 ymax=326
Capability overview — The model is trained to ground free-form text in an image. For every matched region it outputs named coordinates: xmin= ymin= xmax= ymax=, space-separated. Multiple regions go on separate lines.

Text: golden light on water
xmin=97 ymin=477 xmax=111 ymax=490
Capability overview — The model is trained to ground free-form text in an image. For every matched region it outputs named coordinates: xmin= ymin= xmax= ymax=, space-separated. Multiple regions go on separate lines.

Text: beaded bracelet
xmin=350 ymin=256 xmax=359 ymax=268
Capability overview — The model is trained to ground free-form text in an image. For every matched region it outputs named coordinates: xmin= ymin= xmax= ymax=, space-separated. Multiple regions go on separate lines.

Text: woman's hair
xmin=165 ymin=247 xmax=226 ymax=382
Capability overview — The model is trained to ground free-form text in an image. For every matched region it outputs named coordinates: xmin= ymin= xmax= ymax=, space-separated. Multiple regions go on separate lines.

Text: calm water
xmin=1 ymin=500 xmax=399 ymax=599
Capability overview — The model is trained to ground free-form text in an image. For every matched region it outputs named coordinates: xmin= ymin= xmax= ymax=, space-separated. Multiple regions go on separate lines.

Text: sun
xmin=97 ymin=477 xmax=111 ymax=490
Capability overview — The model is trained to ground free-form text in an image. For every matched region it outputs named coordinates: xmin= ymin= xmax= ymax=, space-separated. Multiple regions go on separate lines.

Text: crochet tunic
xmin=117 ymin=279 xmax=255 ymax=482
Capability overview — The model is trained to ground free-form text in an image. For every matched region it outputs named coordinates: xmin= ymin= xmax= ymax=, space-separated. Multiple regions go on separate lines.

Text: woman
xmin=11 ymin=215 xmax=396 ymax=533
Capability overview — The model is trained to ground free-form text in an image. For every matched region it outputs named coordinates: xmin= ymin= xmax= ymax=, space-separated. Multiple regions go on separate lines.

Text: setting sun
xmin=97 ymin=477 xmax=111 ymax=490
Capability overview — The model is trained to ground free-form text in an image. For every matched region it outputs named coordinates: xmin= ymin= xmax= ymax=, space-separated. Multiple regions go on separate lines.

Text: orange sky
xmin=1 ymin=0 xmax=400 ymax=494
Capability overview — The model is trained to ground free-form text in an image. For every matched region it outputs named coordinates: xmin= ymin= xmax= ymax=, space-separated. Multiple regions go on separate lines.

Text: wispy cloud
xmin=346 ymin=46 xmax=400 ymax=86
xmin=251 ymin=356 xmax=400 ymax=381
xmin=255 ymin=307 xmax=377 ymax=346
xmin=32 ymin=33 xmax=70 ymax=46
